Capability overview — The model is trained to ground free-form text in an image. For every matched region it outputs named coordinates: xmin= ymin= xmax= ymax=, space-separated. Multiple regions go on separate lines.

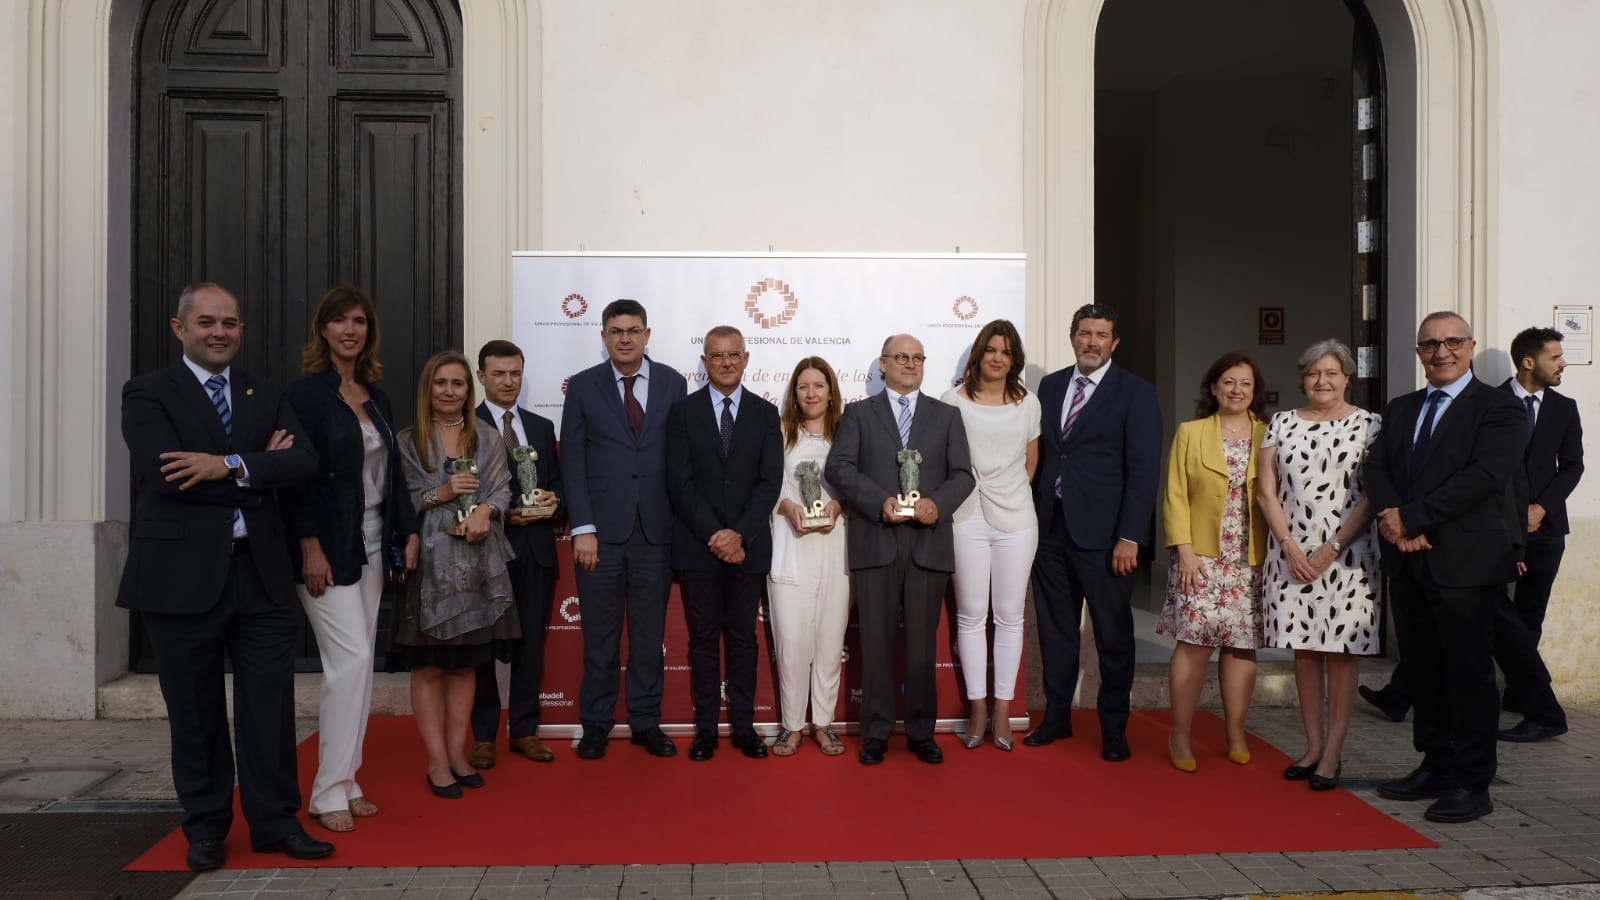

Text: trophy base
xmin=890 ymin=506 xmax=917 ymax=519
xmin=444 ymin=521 xmax=468 ymax=537
xmin=892 ymin=491 xmax=921 ymax=519
xmin=516 ymin=506 xmax=554 ymax=520
xmin=802 ymin=515 xmax=833 ymax=529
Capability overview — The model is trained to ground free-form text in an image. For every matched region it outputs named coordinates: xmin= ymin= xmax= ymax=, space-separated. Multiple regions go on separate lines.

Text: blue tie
xmin=1525 ymin=394 xmax=1537 ymax=440
xmin=896 ymin=395 xmax=912 ymax=447
xmin=206 ymin=374 xmax=243 ymax=533
xmin=1411 ymin=390 xmax=1444 ymax=484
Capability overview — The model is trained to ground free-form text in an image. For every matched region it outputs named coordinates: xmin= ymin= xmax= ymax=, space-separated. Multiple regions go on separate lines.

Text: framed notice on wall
xmin=1553 ymin=305 xmax=1592 ymax=365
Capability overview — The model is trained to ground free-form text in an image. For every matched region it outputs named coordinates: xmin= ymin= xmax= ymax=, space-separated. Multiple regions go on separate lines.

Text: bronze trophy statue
xmin=443 ymin=457 xmax=479 ymax=536
xmin=510 ymin=446 xmax=553 ymax=519
xmin=796 ymin=460 xmax=832 ymax=529
xmin=893 ymin=448 xmax=922 ymax=518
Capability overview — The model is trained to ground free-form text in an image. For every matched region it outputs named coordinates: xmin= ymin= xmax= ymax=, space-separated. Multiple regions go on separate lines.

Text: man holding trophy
xmin=469 ymin=340 xmax=564 ymax=768
xmin=826 ymin=334 xmax=974 ymax=766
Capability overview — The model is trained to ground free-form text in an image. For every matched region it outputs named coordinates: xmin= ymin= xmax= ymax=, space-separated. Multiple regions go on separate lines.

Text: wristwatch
xmin=1329 ymin=540 xmax=1342 ymax=553
xmin=224 ymin=454 xmax=245 ymax=480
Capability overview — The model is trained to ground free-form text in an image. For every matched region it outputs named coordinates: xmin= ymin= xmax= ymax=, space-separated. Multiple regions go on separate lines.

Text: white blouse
xmin=940 ymin=388 xmax=1041 ymax=533
xmin=768 ymin=430 xmax=845 ymax=583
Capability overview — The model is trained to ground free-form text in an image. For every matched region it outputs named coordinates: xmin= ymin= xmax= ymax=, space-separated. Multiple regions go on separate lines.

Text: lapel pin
xmin=246 ymin=388 xmax=254 ymax=396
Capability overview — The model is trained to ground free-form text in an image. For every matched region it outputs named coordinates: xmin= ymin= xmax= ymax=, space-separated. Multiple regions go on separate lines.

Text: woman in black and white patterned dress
xmin=1257 ymin=339 xmax=1381 ymax=791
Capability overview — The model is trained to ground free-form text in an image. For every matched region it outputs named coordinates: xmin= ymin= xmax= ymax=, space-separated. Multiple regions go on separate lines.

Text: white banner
xmin=510 ymin=252 xmax=1027 ymax=428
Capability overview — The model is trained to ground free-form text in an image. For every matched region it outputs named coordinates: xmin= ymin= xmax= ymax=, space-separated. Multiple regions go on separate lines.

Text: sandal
xmin=814 ymin=727 xmax=845 ymax=756
xmin=772 ymin=729 xmax=803 ymax=757
xmin=349 ymin=797 xmax=379 ymax=818
xmin=313 ymin=810 xmax=356 ymax=833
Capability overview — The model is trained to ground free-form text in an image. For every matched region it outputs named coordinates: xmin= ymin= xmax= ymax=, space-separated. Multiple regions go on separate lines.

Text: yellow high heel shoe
xmin=1227 ymin=749 xmax=1252 ymax=765
xmin=1169 ymin=736 xmax=1197 ymax=773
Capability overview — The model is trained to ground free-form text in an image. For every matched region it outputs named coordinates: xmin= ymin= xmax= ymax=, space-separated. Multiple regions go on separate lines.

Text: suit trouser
xmin=852 ymin=528 xmax=948 ymax=743
xmin=472 ymin=555 xmax=556 ymax=740
xmin=575 ymin=516 xmax=672 ymax=731
xmin=1030 ymin=515 xmax=1136 ymax=737
xmin=951 ymin=516 xmax=1036 ymax=701
xmin=297 ymin=517 xmax=383 ymax=815
xmin=768 ymin=528 xmax=851 ymax=731
xmin=679 ymin=568 xmax=763 ymax=734
xmin=1389 ymin=557 xmax=1499 ymax=791
xmin=1499 ymin=534 xmax=1564 ymax=714
xmin=142 ymin=548 xmax=301 ymax=847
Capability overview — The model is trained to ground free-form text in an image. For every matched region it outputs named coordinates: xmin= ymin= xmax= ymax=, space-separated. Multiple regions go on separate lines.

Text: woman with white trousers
xmin=942 ymin=320 xmax=1040 ymax=751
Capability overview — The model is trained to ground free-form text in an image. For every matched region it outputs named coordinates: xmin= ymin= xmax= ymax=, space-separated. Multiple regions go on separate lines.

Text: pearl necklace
xmin=432 ymin=416 xmax=465 ymax=427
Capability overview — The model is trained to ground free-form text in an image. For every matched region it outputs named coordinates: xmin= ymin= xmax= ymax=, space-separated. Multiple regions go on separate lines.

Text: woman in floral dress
xmin=1159 ymin=352 xmax=1268 ymax=772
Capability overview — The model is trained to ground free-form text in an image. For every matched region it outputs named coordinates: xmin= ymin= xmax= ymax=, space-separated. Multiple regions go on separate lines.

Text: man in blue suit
xmin=560 ymin=299 xmax=688 ymax=760
xmin=1028 ymin=304 xmax=1162 ymax=762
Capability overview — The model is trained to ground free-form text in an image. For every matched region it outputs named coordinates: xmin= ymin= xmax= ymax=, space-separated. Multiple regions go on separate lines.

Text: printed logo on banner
xmin=744 ymin=277 xmax=800 ymax=330
xmin=952 ymin=296 xmax=979 ymax=320
xmin=559 ymin=596 xmax=581 ymax=623
xmin=561 ymin=293 xmax=589 ymax=319
xmin=538 ymin=691 xmax=575 ymax=708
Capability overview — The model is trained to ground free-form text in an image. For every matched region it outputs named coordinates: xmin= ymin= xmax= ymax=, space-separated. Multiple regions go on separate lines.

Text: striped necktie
xmin=896 ymin=395 xmax=912 ymax=447
xmin=206 ymin=374 xmax=243 ymax=532
xmin=1054 ymin=376 xmax=1091 ymax=498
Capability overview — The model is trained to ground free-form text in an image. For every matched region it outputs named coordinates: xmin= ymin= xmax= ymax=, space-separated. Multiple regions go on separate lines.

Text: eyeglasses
xmin=1416 ymin=337 xmax=1471 ymax=353
xmin=883 ymin=353 xmax=927 ymax=367
xmin=605 ymin=326 xmax=647 ymax=339
xmin=705 ymin=351 xmax=745 ymax=363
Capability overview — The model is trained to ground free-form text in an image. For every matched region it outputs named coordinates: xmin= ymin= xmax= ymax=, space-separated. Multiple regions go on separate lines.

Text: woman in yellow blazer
xmin=1159 ymin=351 xmax=1268 ymax=772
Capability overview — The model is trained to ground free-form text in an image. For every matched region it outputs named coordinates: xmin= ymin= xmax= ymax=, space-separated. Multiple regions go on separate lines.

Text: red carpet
xmin=128 ymin=709 xmax=1431 ymax=869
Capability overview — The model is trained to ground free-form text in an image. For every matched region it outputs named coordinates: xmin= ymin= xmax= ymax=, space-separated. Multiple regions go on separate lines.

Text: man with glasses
xmin=560 ymin=299 xmax=688 ymax=760
xmin=827 ymin=334 xmax=974 ymax=765
xmin=1028 ymin=303 xmax=1161 ymax=762
xmin=1365 ymin=311 xmax=1526 ymax=823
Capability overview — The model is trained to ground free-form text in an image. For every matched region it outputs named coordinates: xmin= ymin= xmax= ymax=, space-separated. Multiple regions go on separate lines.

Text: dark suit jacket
xmin=1032 ymin=362 xmax=1163 ymax=550
xmin=282 ymin=368 xmax=418 ymax=586
xmin=559 ymin=357 xmax=688 ymax=545
xmin=825 ymin=390 xmax=975 ymax=573
xmin=477 ymin=401 xmax=564 ymax=569
xmin=117 ymin=361 xmax=317 ymax=614
xmin=665 ymin=387 xmax=784 ymax=573
xmin=1364 ymin=376 xmax=1527 ymax=586
xmin=1500 ymin=379 xmax=1584 ymax=537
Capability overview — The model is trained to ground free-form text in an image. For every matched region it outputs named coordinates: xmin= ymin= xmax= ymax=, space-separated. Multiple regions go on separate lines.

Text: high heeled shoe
xmin=1308 ymin=762 xmax=1342 ymax=791
xmin=1168 ymin=736 xmax=1197 ymax=773
xmin=960 ymin=732 xmax=984 ymax=749
xmin=1227 ymin=749 xmax=1252 ymax=766
xmin=1283 ymin=759 xmax=1320 ymax=781
xmin=991 ymin=722 xmax=1014 ymax=752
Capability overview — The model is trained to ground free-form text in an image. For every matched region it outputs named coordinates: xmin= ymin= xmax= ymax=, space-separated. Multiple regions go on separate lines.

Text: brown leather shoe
xmin=468 ymin=740 xmax=496 ymax=770
xmin=509 ymin=735 xmax=555 ymax=762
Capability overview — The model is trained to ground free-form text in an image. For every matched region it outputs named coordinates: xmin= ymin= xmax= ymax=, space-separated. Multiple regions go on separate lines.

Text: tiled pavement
xmin=1 ymin=705 xmax=1596 ymax=899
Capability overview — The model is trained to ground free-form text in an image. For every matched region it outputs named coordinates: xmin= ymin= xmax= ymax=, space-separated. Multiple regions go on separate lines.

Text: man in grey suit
xmin=826 ymin=334 xmax=974 ymax=766
xmin=560 ymin=299 xmax=688 ymax=760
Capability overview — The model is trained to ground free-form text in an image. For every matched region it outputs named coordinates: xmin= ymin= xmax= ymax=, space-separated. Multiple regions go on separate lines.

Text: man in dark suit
xmin=560 ymin=299 xmax=688 ymax=760
xmin=1494 ymin=326 xmax=1580 ymax=742
xmin=1027 ymin=303 xmax=1161 ymax=762
xmin=118 ymin=283 xmax=331 ymax=870
xmin=826 ymin=333 xmax=974 ymax=766
xmin=469 ymin=339 xmax=564 ymax=767
xmin=1367 ymin=311 xmax=1526 ymax=824
xmin=665 ymin=326 xmax=784 ymax=761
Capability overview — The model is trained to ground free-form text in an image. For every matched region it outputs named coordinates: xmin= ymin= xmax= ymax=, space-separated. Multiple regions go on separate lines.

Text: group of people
xmin=119 ymin=282 xmax=1579 ymax=873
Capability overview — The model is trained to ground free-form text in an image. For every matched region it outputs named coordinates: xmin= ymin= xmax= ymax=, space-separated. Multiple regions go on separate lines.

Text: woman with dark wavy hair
xmin=1158 ymin=351 xmax=1268 ymax=772
xmin=941 ymin=320 xmax=1039 ymax=751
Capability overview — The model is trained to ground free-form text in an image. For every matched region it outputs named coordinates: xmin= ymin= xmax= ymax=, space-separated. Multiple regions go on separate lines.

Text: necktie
xmin=1054 ymin=377 xmax=1092 ymax=498
xmin=720 ymin=397 xmax=734 ymax=457
xmin=1411 ymin=390 xmax=1445 ymax=483
xmin=502 ymin=409 xmax=520 ymax=448
xmin=205 ymin=374 xmax=243 ymax=533
xmin=896 ymin=395 xmax=912 ymax=447
xmin=1525 ymin=394 xmax=1537 ymax=439
xmin=623 ymin=374 xmax=645 ymax=439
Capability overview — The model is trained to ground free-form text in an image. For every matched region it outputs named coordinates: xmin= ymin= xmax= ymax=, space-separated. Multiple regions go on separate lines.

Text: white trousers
xmin=298 ymin=510 xmax=384 ymax=815
xmin=766 ymin=528 xmax=851 ymax=731
xmin=951 ymin=515 xmax=1038 ymax=701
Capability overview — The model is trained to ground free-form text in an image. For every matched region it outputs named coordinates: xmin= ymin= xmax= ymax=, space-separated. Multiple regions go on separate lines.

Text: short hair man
xmin=468 ymin=339 xmax=565 ymax=767
xmin=1366 ymin=311 xmax=1526 ymax=823
xmin=665 ymin=326 xmax=785 ymax=760
xmin=826 ymin=333 xmax=975 ymax=765
xmin=559 ymin=299 xmax=688 ymax=759
xmin=117 ymin=283 xmax=329 ymax=870
xmin=1028 ymin=304 xmax=1162 ymax=762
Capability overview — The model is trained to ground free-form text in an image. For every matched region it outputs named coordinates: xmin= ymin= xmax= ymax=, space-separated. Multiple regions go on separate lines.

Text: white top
xmin=941 ymin=387 xmax=1041 ymax=532
xmin=768 ymin=431 xmax=845 ymax=583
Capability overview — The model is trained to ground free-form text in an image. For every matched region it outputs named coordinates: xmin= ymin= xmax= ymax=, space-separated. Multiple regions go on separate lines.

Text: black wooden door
xmin=132 ymin=0 xmax=462 ymax=669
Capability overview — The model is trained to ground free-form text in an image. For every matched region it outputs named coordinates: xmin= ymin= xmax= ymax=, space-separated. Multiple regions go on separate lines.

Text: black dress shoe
xmin=185 ymin=838 xmax=226 ymax=873
xmin=858 ymin=738 xmax=887 ymax=765
xmin=630 ymin=726 xmax=678 ymax=757
xmin=1358 ymin=685 xmax=1409 ymax=722
xmin=688 ymin=732 xmax=718 ymax=761
xmin=907 ymin=738 xmax=943 ymax=764
xmin=1022 ymin=720 xmax=1073 ymax=747
xmin=1377 ymin=766 xmax=1454 ymax=801
xmin=427 ymin=773 xmax=463 ymax=799
xmin=1497 ymin=718 xmax=1568 ymax=743
xmin=1101 ymin=733 xmax=1131 ymax=762
xmin=1308 ymin=763 xmax=1342 ymax=792
xmin=256 ymin=829 xmax=335 ymax=860
xmin=1283 ymin=759 xmax=1320 ymax=781
xmin=576 ymin=725 xmax=609 ymax=760
xmin=1424 ymin=787 xmax=1493 ymax=823
xmin=731 ymin=730 xmax=769 ymax=759
xmin=452 ymin=769 xmax=485 ymax=789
